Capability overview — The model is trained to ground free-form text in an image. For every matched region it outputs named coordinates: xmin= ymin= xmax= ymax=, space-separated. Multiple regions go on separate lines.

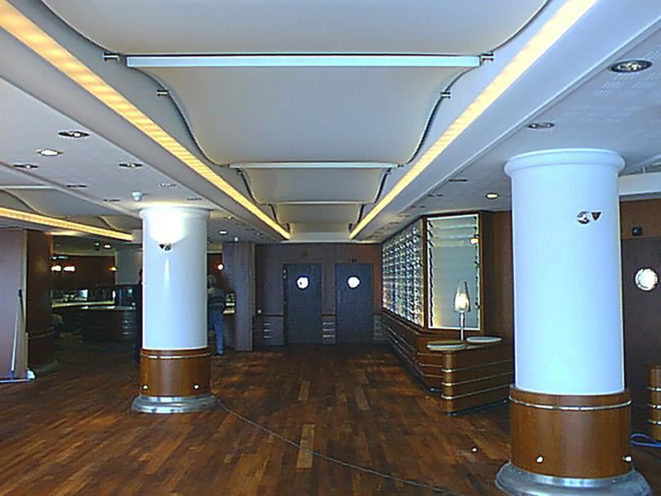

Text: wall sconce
xmin=454 ymin=281 xmax=471 ymax=341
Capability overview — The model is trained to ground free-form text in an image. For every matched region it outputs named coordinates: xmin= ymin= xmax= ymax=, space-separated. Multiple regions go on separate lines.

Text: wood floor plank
xmin=296 ymin=423 xmax=316 ymax=469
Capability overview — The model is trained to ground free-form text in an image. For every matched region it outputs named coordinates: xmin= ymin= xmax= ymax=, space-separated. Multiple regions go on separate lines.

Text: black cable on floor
xmin=217 ymin=400 xmax=461 ymax=495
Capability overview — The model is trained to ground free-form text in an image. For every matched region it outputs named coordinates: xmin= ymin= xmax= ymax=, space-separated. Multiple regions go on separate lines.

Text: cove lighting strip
xmin=0 ymin=206 xmax=133 ymax=241
xmin=350 ymin=0 xmax=597 ymax=239
xmin=0 ymin=1 xmax=290 ymax=240
xmin=127 ymin=54 xmax=481 ymax=69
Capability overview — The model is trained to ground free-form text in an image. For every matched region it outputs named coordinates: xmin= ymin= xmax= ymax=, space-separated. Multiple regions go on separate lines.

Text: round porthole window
xmin=634 ymin=267 xmax=658 ymax=291
xmin=347 ymin=276 xmax=361 ymax=289
xmin=296 ymin=276 xmax=309 ymax=290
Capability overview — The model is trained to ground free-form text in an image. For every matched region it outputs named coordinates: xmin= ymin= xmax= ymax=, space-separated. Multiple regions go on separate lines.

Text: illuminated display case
xmin=382 ymin=220 xmax=423 ymax=325
xmin=382 ymin=213 xmax=482 ymax=331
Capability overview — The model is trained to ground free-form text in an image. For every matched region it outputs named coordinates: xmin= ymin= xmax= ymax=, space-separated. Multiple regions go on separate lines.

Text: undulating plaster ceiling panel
xmin=138 ymin=66 xmax=463 ymax=164
xmin=246 ymin=168 xmax=384 ymax=204
xmin=276 ymin=204 xmax=359 ymax=224
xmin=42 ymin=0 xmax=547 ymax=55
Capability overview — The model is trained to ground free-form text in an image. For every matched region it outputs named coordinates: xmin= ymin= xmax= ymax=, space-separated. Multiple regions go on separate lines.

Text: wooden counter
xmin=382 ymin=310 xmax=513 ymax=413
xmin=52 ymin=302 xmax=137 ymax=343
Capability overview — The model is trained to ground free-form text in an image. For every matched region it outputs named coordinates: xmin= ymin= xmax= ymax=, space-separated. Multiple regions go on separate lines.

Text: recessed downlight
xmin=448 ymin=178 xmax=468 ymax=183
xmin=103 ymin=243 xmax=112 ymax=249
xmin=486 ymin=192 xmax=500 ymax=199
xmin=527 ymin=121 xmax=555 ymax=130
xmin=36 ymin=148 xmax=62 ymax=157
xmin=609 ymin=59 xmax=652 ymax=73
xmin=103 ymin=198 xmax=121 ymax=203
xmin=159 ymin=182 xmax=177 ymax=188
xmin=58 ymin=130 xmax=89 ymax=139
xmin=66 ymin=183 xmax=87 ymax=189
xmin=187 ymin=197 xmax=202 ymax=201
xmin=219 ymin=230 xmax=228 ymax=235
xmin=118 ymin=162 xmax=143 ymax=169
xmin=12 ymin=163 xmax=39 ymax=170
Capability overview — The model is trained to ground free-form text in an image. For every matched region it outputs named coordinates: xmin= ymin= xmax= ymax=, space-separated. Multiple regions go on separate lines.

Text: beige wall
xmin=0 ymin=230 xmax=27 ymax=379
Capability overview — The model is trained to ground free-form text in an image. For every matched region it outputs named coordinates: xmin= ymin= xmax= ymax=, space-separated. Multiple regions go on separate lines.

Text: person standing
xmin=207 ymin=275 xmax=226 ymax=355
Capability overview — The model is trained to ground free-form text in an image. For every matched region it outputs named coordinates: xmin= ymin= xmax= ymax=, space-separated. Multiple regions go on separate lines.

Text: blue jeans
xmin=208 ymin=308 xmax=224 ymax=354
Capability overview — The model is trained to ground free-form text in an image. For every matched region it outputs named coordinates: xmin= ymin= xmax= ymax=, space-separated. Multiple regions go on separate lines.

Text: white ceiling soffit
xmin=135 ymin=65 xmax=467 ymax=164
xmin=42 ymin=0 xmax=547 ymax=55
xmin=288 ymin=223 xmax=353 ymax=243
xmin=246 ymin=168 xmax=384 ymax=204
xmin=353 ymin=1 xmax=661 ymax=240
xmin=277 ymin=204 xmax=359 ymax=224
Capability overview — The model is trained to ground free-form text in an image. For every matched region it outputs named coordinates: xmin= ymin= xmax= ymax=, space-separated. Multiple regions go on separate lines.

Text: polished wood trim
xmin=27 ymin=329 xmax=55 ymax=368
xmin=139 ymin=347 xmax=211 ymax=397
xmin=510 ymin=387 xmax=631 ymax=478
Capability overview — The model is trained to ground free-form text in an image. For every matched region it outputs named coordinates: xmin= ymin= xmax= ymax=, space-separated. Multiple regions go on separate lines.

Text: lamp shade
xmin=454 ymin=281 xmax=471 ymax=313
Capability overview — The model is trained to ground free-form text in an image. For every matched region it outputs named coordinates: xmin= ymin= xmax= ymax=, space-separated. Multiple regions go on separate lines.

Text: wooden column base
xmin=132 ymin=348 xmax=217 ymax=414
xmin=496 ymin=387 xmax=652 ymax=495
xmin=509 ymin=386 xmax=632 ymax=479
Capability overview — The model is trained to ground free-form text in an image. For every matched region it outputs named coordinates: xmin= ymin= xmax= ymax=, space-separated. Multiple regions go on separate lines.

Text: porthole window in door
xmin=634 ymin=267 xmax=659 ymax=291
xmin=347 ymin=276 xmax=361 ymax=289
xmin=296 ymin=276 xmax=309 ymax=290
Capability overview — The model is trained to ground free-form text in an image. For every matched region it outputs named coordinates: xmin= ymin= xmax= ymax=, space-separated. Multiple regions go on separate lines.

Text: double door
xmin=283 ymin=263 xmax=373 ymax=344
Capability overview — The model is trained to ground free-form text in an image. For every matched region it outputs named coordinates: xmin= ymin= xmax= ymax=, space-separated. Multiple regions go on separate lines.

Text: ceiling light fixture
xmin=0 ymin=2 xmax=290 ymax=240
xmin=219 ymin=230 xmax=228 ymax=235
xmin=159 ymin=182 xmax=177 ymax=188
xmin=103 ymin=198 xmax=121 ymax=202
xmin=128 ymin=54 xmax=481 ymax=69
xmin=58 ymin=130 xmax=89 ymax=139
xmin=36 ymin=148 xmax=62 ymax=157
xmin=609 ymin=59 xmax=652 ymax=73
xmin=118 ymin=162 xmax=143 ymax=169
xmin=448 ymin=178 xmax=468 ymax=183
xmin=103 ymin=243 xmax=112 ymax=249
xmin=527 ymin=121 xmax=555 ymax=129
xmin=65 ymin=183 xmax=87 ymax=189
xmin=187 ymin=197 xmax=202 ymax=201
xmin=349 ymin=0 xmax=597 ymax=238
xmin=485 ymin=192 xmax=500 ymax=199
xmin=0 ymin=206 xmax=132 ymax=241
xmin=12 ymin=163 xmax=39 ymax=170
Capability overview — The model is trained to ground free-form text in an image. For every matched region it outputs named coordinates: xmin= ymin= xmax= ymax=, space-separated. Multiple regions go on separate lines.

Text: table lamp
xmin=454 ymin=281 xmax=471 ymax=341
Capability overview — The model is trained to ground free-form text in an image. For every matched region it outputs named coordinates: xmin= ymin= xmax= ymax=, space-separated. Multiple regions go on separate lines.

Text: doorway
xmin=283 ymin=264 xmax=322 ymax=344
xmin=335 ymin=263 xmax=373 ymax=343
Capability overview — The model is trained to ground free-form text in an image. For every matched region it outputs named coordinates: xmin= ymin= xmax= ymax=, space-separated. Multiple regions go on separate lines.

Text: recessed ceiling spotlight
xmin=609 ymin=59 xmax=652 ymax=73
xmin=103 ymin=198 xmax=121 ymax=203
xmin=187 ymin=197 xmax=202 ymax=201
xmin=159 ymin=182 xmax=177 ymax=188
xmin=66 ymin=183 xmax=88 ymax=189
xmin=527 ymin=121 xmax=555 ymax=130
xmin=58 ymin=130 xmax=89 ymax=139
xmin=219 ymin=230 xmax=228 ymax=235
xmin=427 ymin=193 xmax=443 ymax=198
xmin=448 ymin=178 xmax=468 ymax=183
xmin=118 ymin=162 xmax=143 ymax=169
xmin=36 ymin=148 xmax=62 ymax=157
xmin=485 ymin=192 xmax=500 ymax=199
xmin=12 ymin=163 xmax=39 ymax=170
xmin=103 ymin=243 xmax=112 ymax=249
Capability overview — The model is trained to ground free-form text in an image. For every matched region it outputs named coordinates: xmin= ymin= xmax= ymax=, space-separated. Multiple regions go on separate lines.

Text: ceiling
xmin=1 ymin=0 xmax=660 ymax=245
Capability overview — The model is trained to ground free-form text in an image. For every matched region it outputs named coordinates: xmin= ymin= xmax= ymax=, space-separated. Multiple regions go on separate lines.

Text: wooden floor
xmin=1 ymin=339 xmax=659 ymax=496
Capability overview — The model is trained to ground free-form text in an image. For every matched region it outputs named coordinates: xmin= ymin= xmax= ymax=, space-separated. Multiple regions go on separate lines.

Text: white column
xmin=505 ymin=148 xmax=624 ymax=395
xmin=141 ymin=206 xmax=208 ymax=350
xmin=114 ymin=245 xmax=142 ymax=285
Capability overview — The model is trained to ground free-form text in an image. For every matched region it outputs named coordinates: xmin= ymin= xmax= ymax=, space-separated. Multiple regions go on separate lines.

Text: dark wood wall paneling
xmin=254 ymin=243 xmax=382 ymax=346
xmin=619 ymin=198 xmax=661 ymax=412
xmin=26 ymin=231 xmax=54 ymax=369
xmin=223 ymin=242 xmax=255 ymax=351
